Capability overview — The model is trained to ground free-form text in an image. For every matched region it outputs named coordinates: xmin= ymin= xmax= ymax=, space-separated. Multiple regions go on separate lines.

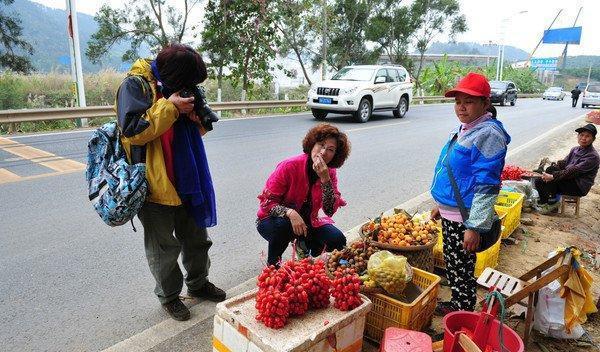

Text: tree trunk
xmin=242 ymin=46 xmax=252 ymax=92
xmin=217 ymin=66 xmax=223 ymax=90
xmin=293 ymin=46 xmax=312 ymax=86
xmin=415 ymin=50 xmax=426 ymax=89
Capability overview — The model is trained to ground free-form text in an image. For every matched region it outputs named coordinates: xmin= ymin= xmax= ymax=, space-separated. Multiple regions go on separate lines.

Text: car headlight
xmin=308 ymin=86 xmax=317 ymax=94
xmin=342 ymin=87 xmax=358 ymax=95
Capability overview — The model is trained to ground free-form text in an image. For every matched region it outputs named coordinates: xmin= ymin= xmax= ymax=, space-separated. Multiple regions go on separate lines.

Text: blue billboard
xmin=542 ymin=27 xmax=582 ymax=44
xmin=530 ymin=57 xmax=558 ymax=71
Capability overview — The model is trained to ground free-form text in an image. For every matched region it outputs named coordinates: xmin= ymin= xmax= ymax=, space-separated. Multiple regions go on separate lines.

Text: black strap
xmin=443 ymin=134 xmax=470 ymax=221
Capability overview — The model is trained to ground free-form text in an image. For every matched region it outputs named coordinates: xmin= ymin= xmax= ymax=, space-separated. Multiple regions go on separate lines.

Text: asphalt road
xmin=0 ymin=98 xmax=587 ymax=351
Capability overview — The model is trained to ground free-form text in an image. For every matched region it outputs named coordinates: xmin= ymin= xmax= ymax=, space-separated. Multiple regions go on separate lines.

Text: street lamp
xmin=496 ymin=10 xmax=529 ymax=81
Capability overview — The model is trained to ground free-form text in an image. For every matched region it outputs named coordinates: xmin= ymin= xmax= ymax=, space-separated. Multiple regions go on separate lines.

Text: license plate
xmin=318 ymin=97 xmax=332 ymax=104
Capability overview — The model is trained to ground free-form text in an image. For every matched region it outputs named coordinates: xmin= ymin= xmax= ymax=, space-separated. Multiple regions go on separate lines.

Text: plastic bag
xmin=532 ymin=251 xmax=585 ymax=339
xmin=367 ymin=251 xmax=413 ymax=295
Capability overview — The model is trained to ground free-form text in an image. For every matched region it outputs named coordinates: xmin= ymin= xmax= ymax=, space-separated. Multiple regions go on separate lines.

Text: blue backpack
xmin=86 ymin=121 xmax=148 ymax=228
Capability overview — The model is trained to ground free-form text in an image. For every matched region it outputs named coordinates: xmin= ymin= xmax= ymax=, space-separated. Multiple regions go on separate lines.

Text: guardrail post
xmin=241 ymin=90 xmax=247 ymax=116
xmin=419 ymin=89 xmax=424 ymax=105
xmin=217 ymin=88 xmax=222 ymax=118
xmin=8 ymin=123 xmax=16 ymax=134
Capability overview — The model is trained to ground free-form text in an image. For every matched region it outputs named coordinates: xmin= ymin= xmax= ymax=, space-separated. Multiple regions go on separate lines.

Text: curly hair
xmin=302 ymin=123 xmax=351 ymax=168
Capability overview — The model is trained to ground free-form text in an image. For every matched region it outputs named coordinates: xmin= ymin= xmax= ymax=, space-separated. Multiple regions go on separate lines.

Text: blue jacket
xmin=431 ymin=118 xmax=511 ymax=232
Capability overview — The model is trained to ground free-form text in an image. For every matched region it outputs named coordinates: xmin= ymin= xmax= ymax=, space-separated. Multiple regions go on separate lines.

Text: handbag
xmin=443 ymin=134 xmax=501 ymax=253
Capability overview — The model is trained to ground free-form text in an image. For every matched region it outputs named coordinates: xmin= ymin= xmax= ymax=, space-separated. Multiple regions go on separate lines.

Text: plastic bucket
xmin=443 ymin=311 xmax=524 ymax=352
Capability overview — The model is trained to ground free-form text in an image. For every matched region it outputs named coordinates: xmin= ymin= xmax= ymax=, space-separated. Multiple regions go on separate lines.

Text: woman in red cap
xmin=430 ymin=72 xmax=511 ymax=314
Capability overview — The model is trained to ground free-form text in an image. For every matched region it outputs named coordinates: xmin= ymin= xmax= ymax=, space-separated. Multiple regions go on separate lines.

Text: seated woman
xmin=535 ymin=123 xmax=599 ymax=214
xmin=256 ymin=124 xmax=351 ymax=266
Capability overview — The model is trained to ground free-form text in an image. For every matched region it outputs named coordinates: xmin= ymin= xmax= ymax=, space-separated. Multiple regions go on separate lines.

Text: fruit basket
xmin=494 ymin=190 xmax=524 ymax=239
xmin=364 ymin=267 xmax=441 ymax=342
xmin=361 ymin=210 xmax=438 ymax=272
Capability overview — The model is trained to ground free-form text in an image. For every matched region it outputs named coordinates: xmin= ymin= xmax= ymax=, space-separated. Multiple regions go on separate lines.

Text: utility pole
xmin=528 ymin=9 xmax=562 ymax=61
xmin=66 ymin=0 xmax=87 ymax=127
xmin=321 ymin=0 xmax=327 ymax=81
xmin=560 ymin=6 xmax=583 ymax=71
xmin=587 ymin=63 xmax=592 ymax=86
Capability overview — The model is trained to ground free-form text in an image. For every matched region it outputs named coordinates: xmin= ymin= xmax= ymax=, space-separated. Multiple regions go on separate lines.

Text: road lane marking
xmin=0 ymin=136 xmax=86 ymax=180
xmin=0 ymin=168 xmax=21 ymax=184
xmin=0 ymin=169 xmax=82 ymax=185
xmin=347 ymin=121 xmax=410 ymax=132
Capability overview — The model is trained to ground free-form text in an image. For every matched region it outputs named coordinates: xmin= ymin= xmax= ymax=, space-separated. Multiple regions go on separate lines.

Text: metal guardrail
xmin=0 ymin=94 xmax=542 ymax=124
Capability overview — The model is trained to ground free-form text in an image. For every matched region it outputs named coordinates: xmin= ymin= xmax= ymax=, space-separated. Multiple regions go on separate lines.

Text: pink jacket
xmin=257 ymin=153 xmax=347 ymax=227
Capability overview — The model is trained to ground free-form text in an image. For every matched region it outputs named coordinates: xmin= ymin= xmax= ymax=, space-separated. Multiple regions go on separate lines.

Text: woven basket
xmin=370 ymin=235 xmax=437 ymax=272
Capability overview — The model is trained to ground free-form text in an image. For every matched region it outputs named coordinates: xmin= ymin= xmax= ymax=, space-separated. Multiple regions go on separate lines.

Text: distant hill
xmin=6 ymin=0 xmax=148 ymax=73
xmin=423 ymin=41 xmax=529 ymax=62
xmin=564 ymin=56 xmax=600 ymax=69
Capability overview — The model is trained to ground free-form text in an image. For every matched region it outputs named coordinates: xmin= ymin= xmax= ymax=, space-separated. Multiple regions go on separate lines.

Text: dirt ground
xmin=433 ymin=135 xmax=600 ymax=351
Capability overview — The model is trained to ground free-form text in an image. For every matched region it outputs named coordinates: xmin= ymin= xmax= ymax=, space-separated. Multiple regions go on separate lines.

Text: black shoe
xmin=162 ymin=298 xmax=191 ymax=321
xmin=188 ymin=281 xmax=226 ymax=302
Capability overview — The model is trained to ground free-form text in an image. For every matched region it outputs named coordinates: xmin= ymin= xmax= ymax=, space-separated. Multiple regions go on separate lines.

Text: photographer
xmin=116 ymin=44 xmax=224 ymax=322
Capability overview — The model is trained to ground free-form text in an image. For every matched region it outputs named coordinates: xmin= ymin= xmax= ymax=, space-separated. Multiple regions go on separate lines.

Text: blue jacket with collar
xmin=430 ymin=118 xmax=511 ymax=232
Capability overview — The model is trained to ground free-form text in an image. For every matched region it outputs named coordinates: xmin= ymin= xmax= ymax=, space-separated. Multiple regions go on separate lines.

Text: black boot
xmin=162 ymin=298 xmax=191 ymax=321
xmin=188 ymin=281 xmax=226 ymax=302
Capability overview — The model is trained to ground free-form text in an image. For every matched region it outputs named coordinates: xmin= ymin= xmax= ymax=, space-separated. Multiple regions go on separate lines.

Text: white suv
xmin=306 ymin=65 xmax=413 ymax=123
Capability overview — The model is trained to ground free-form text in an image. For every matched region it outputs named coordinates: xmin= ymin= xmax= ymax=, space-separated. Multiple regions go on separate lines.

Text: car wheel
xmin=311 ymin=109 xmax=327 ymax=120
xmin=500 ymin=96 xmax=506 ymax=106
xmin=393 ymin=96 xmax=408 ymax=118
xmin=353 ymin=98 xmax=371 ymax=123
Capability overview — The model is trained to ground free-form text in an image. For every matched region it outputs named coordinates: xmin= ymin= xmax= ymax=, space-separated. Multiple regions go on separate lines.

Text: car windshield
xmin=547 ymin=87 xmax=562 ymax=92
xmin=331 ymin=67 xmax=374 ymax=81
xmin=587 ymin=85 xmax=600 ymax=93
xmin=490 ymin=81 xmax=507 ymax=89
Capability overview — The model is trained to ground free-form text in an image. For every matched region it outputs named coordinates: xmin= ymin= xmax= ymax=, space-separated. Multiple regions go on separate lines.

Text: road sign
xmin=543 ymin=27 xmax=582 ymax=44
xmin=530 ymin=57 xmax=558 ymax=71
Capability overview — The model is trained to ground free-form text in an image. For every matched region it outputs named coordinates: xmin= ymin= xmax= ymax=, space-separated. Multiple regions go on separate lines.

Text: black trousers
xmin=534 ymin=165 xmax=584 ymax=204
xmin=572 ymin=97 xmax=579 ymax=107
xmin=441 ymin=219 xmax=477 ymax=311
xmin=257 ymin=217 xmax=346 ymax=265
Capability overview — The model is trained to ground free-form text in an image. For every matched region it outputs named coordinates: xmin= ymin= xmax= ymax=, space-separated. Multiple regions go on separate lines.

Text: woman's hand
xmin=168 ymin=91 xmax=195 ymax=114
xmin=313 ymin=154 xmax=331 ymax=182
xmin=541 ymin=172 xmax=554 ymax=182
xmin=286 ymin=209 xmax=307 ymax=236
xmin=463 ymin=229 xmax=480 ymax=252
xmin=430 ymin=206 xmax=441 ymax=221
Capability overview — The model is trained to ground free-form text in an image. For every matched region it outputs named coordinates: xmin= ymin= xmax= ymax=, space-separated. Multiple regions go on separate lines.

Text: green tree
xmin=219 ymin=0 xmax=278 ymax=93
xmin=366 ymin=1 xmax=419 ymax=71
xmin=272 ymin=0 xmax=319 ymax=86
xmin=411 ymin=0 xmax=467 ymax=86
xmin=200 ymin=0 xmax=236 ymax=90
xmin=316 ymin=0 xmax=383 ymax=72
xmin=86 ymin=0 xmax=201 ymax=63
xmin=0 ymin=0 xmax=34 ymax=73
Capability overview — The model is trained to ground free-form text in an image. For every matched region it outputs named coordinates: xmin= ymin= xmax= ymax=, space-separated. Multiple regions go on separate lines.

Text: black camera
xmin=179 ymin=86 xmax=219 ymax=131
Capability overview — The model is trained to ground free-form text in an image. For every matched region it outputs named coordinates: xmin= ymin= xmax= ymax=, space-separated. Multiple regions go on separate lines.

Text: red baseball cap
xmin=444 ymin=72 xmax=491 ymax=98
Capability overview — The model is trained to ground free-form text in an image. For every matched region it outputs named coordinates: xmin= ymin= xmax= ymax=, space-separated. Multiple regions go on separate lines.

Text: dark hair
xmin=302 ymin=123 xmax=351 ymax=168
xmin=156 ymin=43 xmax=207 ymax=91
xmin=487 ymin=105 xmax=497 ymax=118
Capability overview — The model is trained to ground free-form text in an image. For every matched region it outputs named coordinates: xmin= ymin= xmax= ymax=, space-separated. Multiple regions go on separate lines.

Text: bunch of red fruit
xmin=255 ymin=257 xmax=362 ymax=329
xmin=331 ymin=268 xmax=363 ymax=311
xmin=501 ymin=165 xmax=527 ymax=181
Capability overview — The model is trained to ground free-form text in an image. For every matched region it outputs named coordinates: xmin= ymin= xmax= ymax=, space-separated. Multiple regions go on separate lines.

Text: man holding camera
xmin=116 ymin=44 xmax=224 ymax=321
